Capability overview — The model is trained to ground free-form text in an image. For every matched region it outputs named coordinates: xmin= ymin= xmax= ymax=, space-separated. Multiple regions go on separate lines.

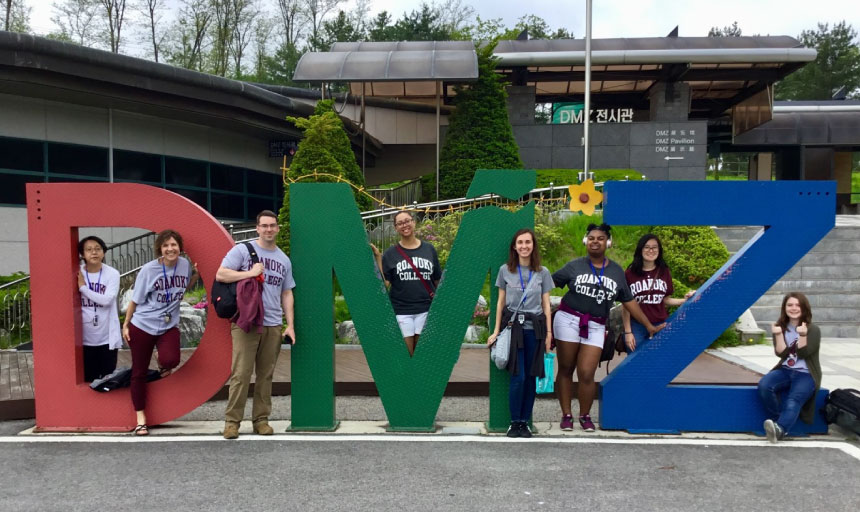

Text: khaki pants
xmin=224 ymin=324 xmax=282 ymax=424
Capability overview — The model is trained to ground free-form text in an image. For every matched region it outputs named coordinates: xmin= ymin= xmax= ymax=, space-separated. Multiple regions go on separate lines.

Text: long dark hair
xmin=775 ymin=292 xmax=812 ymax=332
xmin=506 ymin=228 xmax=542 ymax=272
xmin=628 ymin=233 xmax=668 ymax=276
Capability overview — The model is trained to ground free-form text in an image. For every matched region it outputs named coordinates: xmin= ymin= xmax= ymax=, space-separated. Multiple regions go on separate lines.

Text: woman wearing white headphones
xmin=551 ymin=223 xmax=663 ymax=432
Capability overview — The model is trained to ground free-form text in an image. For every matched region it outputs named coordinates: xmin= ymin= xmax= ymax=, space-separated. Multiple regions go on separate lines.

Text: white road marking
xmin=1 ymin=434 xmax=859 ymax=461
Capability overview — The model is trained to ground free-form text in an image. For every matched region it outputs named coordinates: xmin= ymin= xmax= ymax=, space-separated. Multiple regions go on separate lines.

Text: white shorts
xmin=553 ymin=310 xmax=605 ymax=348
xmin=396 ymin=312 xmax=428 ymax=337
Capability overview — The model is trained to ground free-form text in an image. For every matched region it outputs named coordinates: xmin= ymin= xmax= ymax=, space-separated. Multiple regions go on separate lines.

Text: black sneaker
xmin=506 ymin=422 xmax=521 ymax=438
xmin=519 ymin=422 xmax=532 ymax=438
xmin=763 ymin=419 xmax=785 ymax=443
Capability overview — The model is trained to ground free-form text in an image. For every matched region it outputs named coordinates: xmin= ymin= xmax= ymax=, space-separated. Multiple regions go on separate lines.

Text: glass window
xmin=247 ymin=170 xmax=276 ymax=196
xmin=210 ymin=164 xmax=245 ymax=192
xmin=211 ymin=192 xmax=245 ymax=220
xmin=167 ymin=187 xmax=207 ymax=209
xmin=0 ymin=172 xmax=43 ymax=205
xmin=48 ymin=143 xmax=108 ymax=178
xmin=115 ymin=150 xmax=161 ymax=183
xmin=47 ymin=176 xmax=103 ymax=183
xmin=165 ymin=157 xmax=207 ymax=188
xmin=0 ymin=137 xmax=43 ymax=172
xmin=247 ymin=196 xmax=277 ymax=219
xmin=274 ymin=178 xmax=284 ymax=198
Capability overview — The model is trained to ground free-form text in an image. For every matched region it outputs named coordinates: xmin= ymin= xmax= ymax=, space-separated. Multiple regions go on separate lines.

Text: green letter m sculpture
xmin=289 ymin=170 xmax=535 ymax=431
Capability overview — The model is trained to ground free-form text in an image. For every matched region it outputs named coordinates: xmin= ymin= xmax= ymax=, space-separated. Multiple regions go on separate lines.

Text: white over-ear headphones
xmin=582 ymin=235 xmax=612 ymax=248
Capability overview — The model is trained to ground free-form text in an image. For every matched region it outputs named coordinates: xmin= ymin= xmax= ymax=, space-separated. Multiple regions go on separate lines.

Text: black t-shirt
xmin=552 ymin=257 xmax=633 ymax=317
xmin=381 ymin=241 xmax=442 ymax=315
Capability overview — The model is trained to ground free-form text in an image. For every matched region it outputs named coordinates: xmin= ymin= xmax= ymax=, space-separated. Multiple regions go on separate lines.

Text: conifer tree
xmin=438 ymin=43 xmax=523 ymax=199
xmin=277 ymin=100 xmax=371 ymax=253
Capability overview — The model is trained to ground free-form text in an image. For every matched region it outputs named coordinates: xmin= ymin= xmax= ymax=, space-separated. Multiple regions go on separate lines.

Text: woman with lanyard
xmin=621 ymin=234 xmax=695 ymax=352
xmin=122 ymin=229 xmax=198 ymax=436
xmin=77 ymin=236 xmax=122 ymax=381
xmin=488 ymin=229 xmax=553 ymax=437
xmin=551 ymin=223 xmax=662 ymax=432
xmin=757 ymin=292 xmax=822 ymax=443
xmin=372 ymin=210 xmax=441 ymax=355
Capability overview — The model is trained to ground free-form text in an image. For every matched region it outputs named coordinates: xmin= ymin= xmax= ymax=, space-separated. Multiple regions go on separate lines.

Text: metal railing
xmin=0 ymin=275 xmax=31 ymax=349
xmin=362 ymin=183 xmax=582 ymax=250
xmin=367 ymin=179 xmax=422 ymax=208
xmin=0 ymin=232 xmax=157 ymax=349
xmin=0 ymin=182 xmax=587 ymax=348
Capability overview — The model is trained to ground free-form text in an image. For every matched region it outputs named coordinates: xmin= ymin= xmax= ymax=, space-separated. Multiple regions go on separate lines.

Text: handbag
xmin=536 ymin=352 xmax=555 ymax=393
xmin=490 ymin=272 xmax=536 ymax=370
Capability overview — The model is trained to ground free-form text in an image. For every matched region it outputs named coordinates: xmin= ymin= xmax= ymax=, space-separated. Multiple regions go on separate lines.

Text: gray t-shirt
xmin=552 ymin=257 xmax=633 ymax=318
xmin=221 ymin=241 xmax=295 ymax=326
xmin=131 ymin=257 xmax=192 ymax=335
xmin=495 ymin=265 xmax=553 ymax=329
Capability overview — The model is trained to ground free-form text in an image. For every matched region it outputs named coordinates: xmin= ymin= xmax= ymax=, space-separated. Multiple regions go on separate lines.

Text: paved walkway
xmin=710 ymin=337 xmax=860 ymax=391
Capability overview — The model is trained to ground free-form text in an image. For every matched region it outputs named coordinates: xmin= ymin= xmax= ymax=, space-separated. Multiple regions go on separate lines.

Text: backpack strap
xmin=242 ymin=241 xmax=260 ymax=269
xmin=395 ymin=244 xmax=435 ymax=298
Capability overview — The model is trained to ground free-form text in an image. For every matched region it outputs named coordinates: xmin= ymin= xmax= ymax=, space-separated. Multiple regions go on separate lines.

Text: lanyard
xmin=588 ymin=258 xmax=606 ymax=289
xmin=516 ymin=265 xmax=534 ymax=306
xmin=161 ymin=259 xmax=179 ymax=304
xmin=84 ymin=266 xmax=102 ymax=311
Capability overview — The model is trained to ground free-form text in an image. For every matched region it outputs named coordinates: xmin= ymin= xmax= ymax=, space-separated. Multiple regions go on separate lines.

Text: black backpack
xmin=211 ymin=242 xmax=259 ymax=319
xmin=822 ymin=388 xmax=860 ymax=435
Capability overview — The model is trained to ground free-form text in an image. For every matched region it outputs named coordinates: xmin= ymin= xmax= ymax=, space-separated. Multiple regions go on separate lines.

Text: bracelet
xmin=624 ymin=332 xmax=632 ymax=335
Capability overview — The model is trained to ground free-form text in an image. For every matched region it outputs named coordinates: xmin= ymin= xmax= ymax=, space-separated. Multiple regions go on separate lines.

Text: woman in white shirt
xmin=77 ymin=236 xmax=122 ymax=382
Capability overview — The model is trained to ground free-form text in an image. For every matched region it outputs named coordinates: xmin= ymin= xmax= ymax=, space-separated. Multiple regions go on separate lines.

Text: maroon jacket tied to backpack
xmin=234 ymin=277 xmax=264 ymax=333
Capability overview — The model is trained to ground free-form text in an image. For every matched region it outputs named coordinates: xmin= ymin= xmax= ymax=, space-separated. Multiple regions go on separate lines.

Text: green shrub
xmin=334 ymin=295 xmax=351 ymax=323
xmin=414 ymin=211 xmax=464 ymax=267
xmin=535 ymin=169 xmax=642 ymax=188
xmin=651 ymin=226 xmax=730 ymax=297
xmin=438 ymin=43 xmax=523 ymax=199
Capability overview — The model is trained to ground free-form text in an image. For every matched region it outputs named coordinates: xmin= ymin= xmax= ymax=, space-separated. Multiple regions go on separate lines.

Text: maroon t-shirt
xmin=625 ymin=267 xmax=674 ymax=324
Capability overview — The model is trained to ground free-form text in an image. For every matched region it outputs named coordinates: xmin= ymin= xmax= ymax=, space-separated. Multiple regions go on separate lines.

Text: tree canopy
xmin=777 ymin=21 xmax=860 ymax=100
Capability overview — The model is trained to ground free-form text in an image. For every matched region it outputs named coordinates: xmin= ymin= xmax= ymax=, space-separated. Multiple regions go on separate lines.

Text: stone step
xmin=799 ymin=252 xmax=860 ymax=266
xmin=751 ymin=305 xmax=860 ymax=322
xmin=756 ymin=321 xmax=860 ymax=338
xmin=712 ymin=227 xmax=762 ymax=240
xmin=752 ymin=293 xmax=860 ymax=308
xmin=766 ymin=279 xmax=860 ymax=293
xmin=784 ymin=265 xmax=860 ymax=280
xmin=720 ymin=237 xmax=860 ymax=254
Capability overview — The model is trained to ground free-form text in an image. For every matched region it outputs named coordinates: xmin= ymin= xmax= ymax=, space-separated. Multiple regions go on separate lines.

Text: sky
xmin=28 ymin=0 xmax=859 ymax=44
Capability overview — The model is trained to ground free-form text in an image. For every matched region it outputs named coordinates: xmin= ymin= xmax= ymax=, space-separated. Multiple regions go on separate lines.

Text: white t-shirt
xmin=79 ymin=263 xmax=122 ymax=349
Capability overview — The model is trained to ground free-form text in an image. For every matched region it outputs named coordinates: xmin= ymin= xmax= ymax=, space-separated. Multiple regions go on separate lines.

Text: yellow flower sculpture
xmin=568 ymin=179 xmax=603 ymax=215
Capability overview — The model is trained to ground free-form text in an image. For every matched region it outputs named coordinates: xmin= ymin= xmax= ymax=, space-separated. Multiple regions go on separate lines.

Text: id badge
xmin=92 ymin=315 xmax=99 ymax=327
xmin=163 ymin=313 xmax=172 ymax=324
xmin=517 ymin=314 xmax=525 ymax=324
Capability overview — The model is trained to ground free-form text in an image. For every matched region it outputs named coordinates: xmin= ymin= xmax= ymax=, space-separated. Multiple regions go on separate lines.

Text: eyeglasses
xmin=258 ymin=223 xmax=278 ymax=229
xmin=84 ymin=247 xmax=103 ymax=253
xmin=643 ymin=245 xmax=659 ymax=251
xmin=395 ymin=220 xmax=414 ymax=227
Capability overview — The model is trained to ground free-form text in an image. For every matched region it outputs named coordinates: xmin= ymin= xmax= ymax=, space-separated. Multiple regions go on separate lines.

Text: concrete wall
xmin=292 ymin=97 xmax=447 ymax=146
xmin=0 ymin=205 xmax=150 ymax=274
xmin=513 ymin=121 xmax=707 ymax=179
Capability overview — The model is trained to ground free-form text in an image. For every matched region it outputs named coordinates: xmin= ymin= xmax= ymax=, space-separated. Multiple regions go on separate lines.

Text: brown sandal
xmin=133 ymin=424 xmax=149 ymax=436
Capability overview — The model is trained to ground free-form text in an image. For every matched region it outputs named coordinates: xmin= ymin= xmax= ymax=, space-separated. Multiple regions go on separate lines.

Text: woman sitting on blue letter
xmin=758 ymin=292 xmax=821 ymax=442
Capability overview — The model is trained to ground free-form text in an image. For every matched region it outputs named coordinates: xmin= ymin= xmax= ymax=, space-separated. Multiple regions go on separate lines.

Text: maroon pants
xmin=128 ymin=323 xmax=180 ymax=412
